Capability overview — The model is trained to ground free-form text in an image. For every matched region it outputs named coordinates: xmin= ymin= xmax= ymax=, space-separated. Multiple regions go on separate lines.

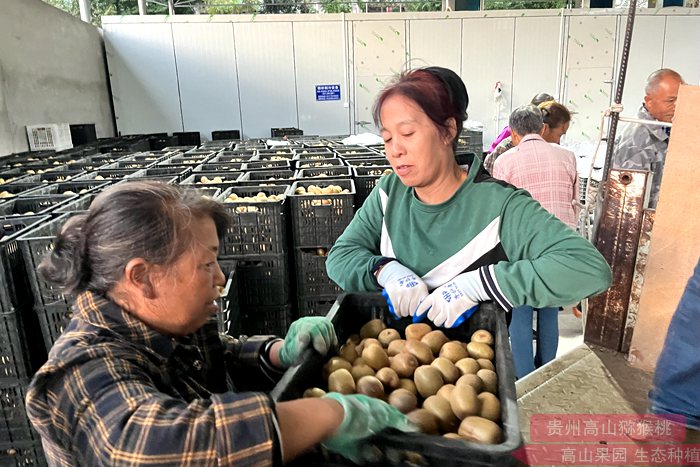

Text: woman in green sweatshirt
xmin=326 ymin=66 xmax=611 ymax=328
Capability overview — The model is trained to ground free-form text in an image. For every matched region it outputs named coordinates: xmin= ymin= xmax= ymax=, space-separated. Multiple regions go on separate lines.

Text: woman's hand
xmin=376 ymin=261 xmax=429 ymax=319
xmin=277 ymin=317 xmax=338 ymax=368
xmin=321 ymin=393 xmax=418 ymax=463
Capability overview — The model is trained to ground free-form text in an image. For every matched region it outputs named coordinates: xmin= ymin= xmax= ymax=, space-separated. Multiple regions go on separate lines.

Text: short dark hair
xmin=38 ymin=181 xmax=231 ymax=296
xmin=539 ymin=101 xmax=572 ymax=129
xmin=509 ymin=105 xmax=544 ymax=137
xmin=372 ymin=66 xmax=469 ymax=151
xmin=530 ymin=92 xmax=555 ymax=106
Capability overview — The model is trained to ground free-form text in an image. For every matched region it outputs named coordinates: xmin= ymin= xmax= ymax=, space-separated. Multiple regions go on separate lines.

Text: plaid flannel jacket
xmin=25 ymin=291 xmax=284 ymax=466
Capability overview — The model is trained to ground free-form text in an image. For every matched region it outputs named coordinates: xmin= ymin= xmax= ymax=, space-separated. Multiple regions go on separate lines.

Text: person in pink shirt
xmin=492 ymin=104 xmax=580 ymax=378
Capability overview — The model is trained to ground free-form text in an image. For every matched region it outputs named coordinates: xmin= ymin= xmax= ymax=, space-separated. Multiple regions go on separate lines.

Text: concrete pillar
xmin=138 ymin=0 xmax=147 ymax=15
xmin=78 ymin=0 xmax=91 ymax=22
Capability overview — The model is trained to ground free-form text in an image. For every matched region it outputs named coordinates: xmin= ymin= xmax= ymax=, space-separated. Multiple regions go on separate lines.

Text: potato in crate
xmin=289 ymin=179 xmax=354 ymax=248
xmin=271 ymin=294 xmax=522 ymax=467
xmin=217 ymin=185 xmax=289 ymax=256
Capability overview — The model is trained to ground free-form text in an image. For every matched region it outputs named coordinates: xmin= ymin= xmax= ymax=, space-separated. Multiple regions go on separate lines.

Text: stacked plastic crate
xmin=290 ymin=144 xmax=355 ymax=317
xmin=336 ymin=145 xmax=390 ymax=208
xmin=214 ymin=145 xmax=294 ymax=336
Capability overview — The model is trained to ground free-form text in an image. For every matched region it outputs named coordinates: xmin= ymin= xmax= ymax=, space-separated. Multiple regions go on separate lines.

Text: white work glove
xmin=376 ymin=261 xmax=429 ymax=319
xmin=414 ymin=270 xmax=490 ymax=328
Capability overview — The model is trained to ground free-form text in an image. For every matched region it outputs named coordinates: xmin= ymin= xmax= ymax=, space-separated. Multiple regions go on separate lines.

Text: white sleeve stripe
xmin=480 ymin=265 xmax=513 ymax=311
xmin=378 ymin=188 xmax=395 ymax=258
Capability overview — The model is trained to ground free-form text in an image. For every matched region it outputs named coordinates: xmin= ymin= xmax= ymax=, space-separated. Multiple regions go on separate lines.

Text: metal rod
xmin=602 ymin=0 xmax=637 ymax=183
xmin=617 ymin=116 xmax=672 ymax=127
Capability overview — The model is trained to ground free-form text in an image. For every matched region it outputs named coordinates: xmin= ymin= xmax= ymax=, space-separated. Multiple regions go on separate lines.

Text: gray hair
xmin=38 ymin=181 xmax=231 ymax=296
xmin=509 ymin=105 xmax=544 ymax=137
xmin=645 ymin=69 xmax=684 ymax=96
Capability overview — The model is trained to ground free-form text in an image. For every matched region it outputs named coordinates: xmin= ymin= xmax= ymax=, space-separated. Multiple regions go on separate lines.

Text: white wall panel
xmin=409 ymin=19 xmax=462 ymax=72
xmin=563 ymin=15 xmax=617 ymax=143
xmin=461 ymin=17 xmax=515 ymax=149
xmin=293 ymin=21 xmax=350 ymax=136
xmin=614 ymin=16 xmax=665 ymax=119
xmin=234 ymin=22 xmax=297 ymax=138
xmin=172 ymin=23 xmax=241 ymax=141
xmin=104 ymin=23 xmax=182 ymax=135
xmin=512 ymin=16 xmax=562 ymax=108
xmin=353 ymin=20 xmax=407 ymax=132
xmin=663 ymin=16 xmax=700 ymax=86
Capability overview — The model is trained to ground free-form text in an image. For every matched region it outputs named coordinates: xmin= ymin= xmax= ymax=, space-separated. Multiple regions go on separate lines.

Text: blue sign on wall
xmin=316 ymin=84 xmax=341 ymax=101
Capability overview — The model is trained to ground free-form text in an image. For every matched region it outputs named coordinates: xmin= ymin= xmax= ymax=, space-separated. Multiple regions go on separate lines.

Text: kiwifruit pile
xmin=303 ymin=319 xmax=503 ymax=445
xmin=223 ymin=191 xmax=285 ymax=213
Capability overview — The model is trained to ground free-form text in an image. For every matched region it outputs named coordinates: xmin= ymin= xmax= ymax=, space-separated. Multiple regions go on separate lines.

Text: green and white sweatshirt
xmin=326 ymin=154 xmax=611 ymax=311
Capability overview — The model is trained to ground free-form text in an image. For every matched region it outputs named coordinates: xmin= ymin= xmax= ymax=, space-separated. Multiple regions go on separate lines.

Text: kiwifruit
xmin=467 ymin=342 xmax=494 ymax=361
xmin=407 ymin=409 xmax=439 ymax=435
xmin=436 ymin=384 xmax=456 ymax=400
xmin=303 ymin=387 xmax=326 ymax=398
xmin=353 ymin=357 xmax=366 ymax=366
xmin=413 ymin=365 xmax=444 ymax=398
xmin=478 ymin=392 xmax=501 ymax=422
xmin=455 ymin=358 xmax=481 ymax=375
xmin=431 ymin=357 xmax=460 ymax=384
xmin=356 ymin=375 xmax=385 ymax=399
xmin=456 ymin=374 xmax=484 ymax=393
xmin=405 ymin=323 xmax=432 ymax=341
xmin=404 ymin=340 xmax=434 ymax=365
xmin=339 ymin=343 xmax=358 ymax=363
xmin=346 ymin=334 xmax=361 ymax=345
xmin=362 ymin=344 xmax=390 ymax=371
xmin=477 ymin=369 xmax=498 ymax=394
xmin=323 ymin=357 xmax=352 ymax=379
xmin=360 ymin=319 xmax=386 ymax=339
xmin=350 ymin=363 xmax=375 ymax=382
xmin=421 ymin=330 xmax=449 ymax=355
xmin=375 ymin=367 xmax=400 ymax=391
xmin=449 ymin=384 xmax=481 ymax=419
xmin=356 ymin=338 xmax=382 ymax=355
xmin=471 ymin=329 xmax=494 ymax=346
xmin=388 ymin=388 xmax=418 ymax=414
xmin=398 ymin=378 xmax=418 ymax=395
xmin=458 ymin=416 xmax=503 ymax=445
xmin=328 ymin=369 xmax=355 ymax=394
xmin=423 ymin=395 xmax=459 ymax=433
xmin=390 ymin=352 xmax=419 ymax=378
xmin=439 ymin=341 xmax=469 ymax=363
xmin=387 ymin=339 xmax=406 ymax=356
xmin=378 ymin=328 xmax=401 ymax=347
xmin=443 ymin=433 xmax=464 ymax=440
xmin=477 ymin=359 xmax=495 ymax=371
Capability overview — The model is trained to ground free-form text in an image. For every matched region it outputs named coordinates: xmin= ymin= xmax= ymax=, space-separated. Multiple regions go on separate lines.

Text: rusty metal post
xmin=621 ymin=209 xmax=655 ymax=354
xmin=585 ymin=169 xmax=649 ymax=350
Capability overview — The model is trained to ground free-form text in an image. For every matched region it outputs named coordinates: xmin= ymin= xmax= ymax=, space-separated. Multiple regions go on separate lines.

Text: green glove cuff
xmin=278 ymin=316 xmax=338 ymax=368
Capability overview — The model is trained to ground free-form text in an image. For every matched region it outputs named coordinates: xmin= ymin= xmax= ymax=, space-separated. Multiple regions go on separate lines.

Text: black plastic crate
xmin=237 ymin=170 xmax=295 ymax=187
xmin=173 ymin=131 xmax=201 ymax=146
xmin=130 ymin=152 xmax=169 ymax=164
xmin=256 ymin=149 xmax=294 ymax=161
xmin=0 ymin=309 xmax=32 ymax=379
xmin=210 ymin=152 xmax=257 ymax=164
xmin=241 ymin=303 xmax=293 ymax=337
xmin=0 ymin=439 xmax=48 ymax=467
xmin=217 ymin=185 xmax=289 ymax=256
xmin=343 ymin=157 xmax=390 ymax=167
xmin=271 ymin=127 xmax=303 ymax=138
xmin=134 ymin=166 xmax=192 ymax=183
xmin=17 ymin=214 xmax=73 ymax=309
xmin=333 ymin=147 xmax=376 ymax=157
xmin=245 ymin=160 xmax=291 ymax=171
xmin=0 ymin=378 xmax=38 ymax=445
xmin=157 ymin=153 xmax=214 ymax=167
xmin=234 ymin=254 xmax=290 ymax=307
xmin=353 ymin=165 xmax=393 ymax=206
xmin=53 ymin=193 xmax=96 ymax=213
xmin=0 ymin=171 xmax=27 ymax=186
xmin=294 ymin=158 xmax=343 ymax=170
xmin=216 ymin=260 xmax=240 ymax=336
xmin=294 ymin=166 xmax=352 ymax=180
xmin=292 ymin=148 xmax=333 ymax=159
xmin=161 ymin=145 xmax=197 ymax=153
xmin=0 ymin=184 xmax=45 ymax=199
xmin=294 ymin=247 xmax=342 ymax=297
xmin=0 ymin=193 xmax=77 ymax=217
xmin=212 ymin=130 xmax=241 ymax=141
xmin=272 ymin=294 xmax=521 ymax=467
xmin=193 ymin=162 xmax=247 ymax=173
xmin=103 ymin=159 xmax=157 ymax=170
xmin=181 ymin=172 xmax=243 ymax=188
xmin=296 ymin=295 xmax=337 ymax=318
xmin=74 ymin=168 xmax=145 ymax=181
xmin=34 ymin=303 xmax=72 ymax=353
xmin=289 ymin=179 xmax=354 ymax=248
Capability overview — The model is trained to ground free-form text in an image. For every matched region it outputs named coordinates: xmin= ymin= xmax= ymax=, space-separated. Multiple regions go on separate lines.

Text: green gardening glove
xmin=278 ymin=317 xmax=338 ymax=368
xmin=321 ymin=393 xmax=418 ymax=463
